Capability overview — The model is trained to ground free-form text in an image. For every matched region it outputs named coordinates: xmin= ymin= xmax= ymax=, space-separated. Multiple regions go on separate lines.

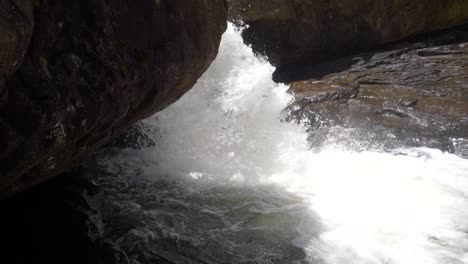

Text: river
xmin=90 ymin=24 xmax=468 ymax=264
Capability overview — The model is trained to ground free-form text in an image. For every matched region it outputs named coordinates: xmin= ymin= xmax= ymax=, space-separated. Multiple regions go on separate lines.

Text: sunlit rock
xmin=286 ymin=26 xmax=468 ymax=154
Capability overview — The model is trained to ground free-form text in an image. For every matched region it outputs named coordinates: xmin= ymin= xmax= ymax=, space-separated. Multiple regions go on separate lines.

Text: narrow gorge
xmin=1 ymin=1 xmax=468 ymax=264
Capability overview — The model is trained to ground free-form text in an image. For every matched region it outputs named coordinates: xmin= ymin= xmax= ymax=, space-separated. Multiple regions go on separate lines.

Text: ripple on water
xmin=87 ymin=24 xmax=468 ymax=264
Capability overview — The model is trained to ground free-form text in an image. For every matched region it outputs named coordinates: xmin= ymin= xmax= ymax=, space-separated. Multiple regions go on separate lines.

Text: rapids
xmin=91 ymin=24 xmax=468 ymax=264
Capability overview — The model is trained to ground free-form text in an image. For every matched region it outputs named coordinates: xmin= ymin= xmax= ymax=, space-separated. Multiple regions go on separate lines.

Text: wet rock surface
xmin=285 ymin=26 xmax=468 ymax=154
xmin=0 ymin=0 xmax=33 ymax=84
xmin=0 ymin=0 xmax=227 ymax=198
xmin=228 ymin=0 xmax=468 ymax=77
xmin=109 ymin=122 xmax=156 ymax=150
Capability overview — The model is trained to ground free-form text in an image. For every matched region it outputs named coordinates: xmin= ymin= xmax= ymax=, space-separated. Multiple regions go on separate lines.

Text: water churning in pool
xmin=92 ymin=24 xmax=468 ymax=264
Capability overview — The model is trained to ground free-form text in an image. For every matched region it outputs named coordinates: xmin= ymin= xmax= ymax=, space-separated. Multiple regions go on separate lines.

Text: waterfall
xmin=94 ymin=24 xmax=468 ymax=264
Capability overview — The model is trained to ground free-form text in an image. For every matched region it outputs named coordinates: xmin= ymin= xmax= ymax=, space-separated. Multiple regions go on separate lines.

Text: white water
xmin=97 ymin=24 xmax=468 ymax=263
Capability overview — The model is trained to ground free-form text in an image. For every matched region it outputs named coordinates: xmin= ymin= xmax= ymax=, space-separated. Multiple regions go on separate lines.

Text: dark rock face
xmin=0 ymin=173 xmax=126 ymax=264
xmin=228 ymin=0 xmax=468 ymax=78
xmin=0 ymin=0 xmax=227 ymax=198
xmin=0 ymin=0 xmax=33 ymax=82
xmin=109 ymin=122 xmax=155 ymax=150
xmin=285 ymin=26 xmax=468 ymax=154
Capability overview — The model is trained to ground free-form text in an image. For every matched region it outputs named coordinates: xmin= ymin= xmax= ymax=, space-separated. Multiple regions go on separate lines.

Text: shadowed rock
xmin=0 ymin=0 xmax=227 ymax=198
xmin=0 ymin=0 xmax=33 ymax=102
xmin=228 ymin=0 xmax=468 ymax=79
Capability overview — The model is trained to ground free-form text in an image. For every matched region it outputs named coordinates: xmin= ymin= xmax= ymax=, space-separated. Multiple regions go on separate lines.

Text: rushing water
xmin=92 ymin=24 xmax=468 ymax=264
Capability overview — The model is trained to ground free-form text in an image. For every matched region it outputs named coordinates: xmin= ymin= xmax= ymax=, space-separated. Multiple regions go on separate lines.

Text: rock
xmin=0 ymin=170 xmax=129 ymax=264
xmin=228 ymin=0 xmax=468 ymax=80
xmin=109 ymin=122 xmax=155 ymax=150
xmin=0 ymin=0 xmax=227 ymax=198
xmin=285 ymin=26 xmax=468 ymax=154
xmin=0 ymin=0 xmax=33 ymax=77
xmin=0 ymin=0 xmax=33 ymax=100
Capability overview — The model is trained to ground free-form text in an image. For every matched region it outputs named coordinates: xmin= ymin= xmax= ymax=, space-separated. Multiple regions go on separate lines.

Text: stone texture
xmin=0 ymin=0 xmax=227 ymax=198
xmin=285 ymin=26 xmax=468 ymax=154
xmin=228 ymin=0 xmax=468 ymax=79
xmin=0 ymin=0 xmax=33 ymax=99
xmin=0 ymin=172 xmax=125 ymax=264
